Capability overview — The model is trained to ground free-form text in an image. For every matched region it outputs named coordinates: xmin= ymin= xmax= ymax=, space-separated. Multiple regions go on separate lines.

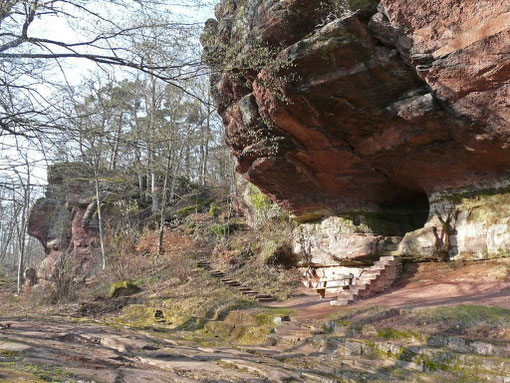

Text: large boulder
xmin=109 ymin=281 xmax=141 ymax=298
xmin=292 ymin=216 xmax=381 ymax=266
xmin=398 ymin=216 xmax=449 ymax=261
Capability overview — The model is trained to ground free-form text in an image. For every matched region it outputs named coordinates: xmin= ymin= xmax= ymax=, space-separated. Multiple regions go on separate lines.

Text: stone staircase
xmin=196 ymin=260 xmax=277 ymax=303
xmin=331 ymin=255 xmax=402 ymax=306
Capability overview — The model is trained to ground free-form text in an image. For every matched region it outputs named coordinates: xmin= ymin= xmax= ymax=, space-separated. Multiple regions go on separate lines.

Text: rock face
xmin=27 ymin=164 xmax=136 ymax=283
xmin=203 ymin=0 xmax=509 ymax=218
xmin=428 ymin=188 xmax=510 ymax=261
xmin=204 ymin=0 xmax=510 ymax=262
xmin=27 ymin=164 xmax=101 ymax=283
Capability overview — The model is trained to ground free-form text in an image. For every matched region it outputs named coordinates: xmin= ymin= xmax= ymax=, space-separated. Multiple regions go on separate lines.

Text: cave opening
xmin=378 ymin=188 xmax=430 ymax=236
xmin=351 ymin=187 xmax=430 ymax=237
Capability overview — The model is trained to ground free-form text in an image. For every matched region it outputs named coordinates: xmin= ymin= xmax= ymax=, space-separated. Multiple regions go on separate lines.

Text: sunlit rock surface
xmin=27 ymin=163 xmax=101 ymax=282
xmin=203 ymin=0 xmax=510 ymax=220
xmin=204 ymin=0 xmax=510 ymax=261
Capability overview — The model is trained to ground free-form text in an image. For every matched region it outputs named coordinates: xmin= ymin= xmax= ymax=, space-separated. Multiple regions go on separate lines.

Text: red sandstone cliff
xmin=202 ymin=0 xmax=510 ymax=222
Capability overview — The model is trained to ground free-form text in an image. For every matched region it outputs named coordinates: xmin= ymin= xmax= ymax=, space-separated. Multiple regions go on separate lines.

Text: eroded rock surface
xmin=27 ymin=163 xmax=99 ymax=282
xmin=27 ymin=163 xmax=134 ymax=283
xmin=0 ymin=309 xmax=508 ymax=383
xmin=203 ymin=0 xmax=510 ymax=223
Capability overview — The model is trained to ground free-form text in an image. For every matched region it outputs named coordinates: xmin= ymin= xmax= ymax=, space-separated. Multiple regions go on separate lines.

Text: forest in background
xmin=0 ymin=0 xmax=233 ymax=282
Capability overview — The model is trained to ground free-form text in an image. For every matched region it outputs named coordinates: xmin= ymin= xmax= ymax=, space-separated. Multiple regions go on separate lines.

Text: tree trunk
xmin=157 ymin=142 xmax=172 ymax=256
xmin=17 ymin=160 xmax=30 ymax=293
xmin=200 ymin=93 xmax=211 ymax=186
xmin=110 ymin=112 xmax=123 ymax=170
xmin=93 ymin=162 xmax=107 ymax=270
xmin=149 ymin=75 xmax=159 ymax=213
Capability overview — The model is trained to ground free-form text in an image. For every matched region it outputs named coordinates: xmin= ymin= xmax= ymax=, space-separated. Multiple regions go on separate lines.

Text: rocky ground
xmin=0 ymin=259 xmax=509 ymax=383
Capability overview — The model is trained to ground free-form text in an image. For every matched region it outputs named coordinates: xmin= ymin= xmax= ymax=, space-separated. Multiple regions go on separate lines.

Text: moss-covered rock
xmin=109 ymin=281 xmax=141 ymax=298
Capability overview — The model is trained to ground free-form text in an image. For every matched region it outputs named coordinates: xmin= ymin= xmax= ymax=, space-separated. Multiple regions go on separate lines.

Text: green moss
xmin=109 ymin=281 xmax=141 ymax=298
xmin=0 ymin=356 xmax=77 ymax=383
xmin=203 ymin=308 xmax=292 ymax=345
xmin=416 ymin=305 xmax=510 ymax=329
xmin=0 ymin=350 xmax=21 ymax=358
xmin=113 ymin=305 xmax=162 ymax=328
xmin=399 ymin=348 xmax=419 ymax=362
xmin=292 ymin=208 xmax=334 ymax=223
xmin=238 ymin=5 xmax=245 ymax=19
xmin=435 ymin=185 xmax=510 ymax=206
xmin=252 ymin=308 xmax=293 ymax=326
xmin=203 ymin=320 xmax=274 ymax=345
xmin=174 ymin=197 xmax=214 ymax=218
xmin=416 ymin=352 xmax=457 ymax=373
xmin=366 ymin=341 xmax=406 ymax=360
xmin=248 ymin=184 xmax=272 ymax=212
xmin=211 ymin=223 xmax=229 ymax=237
xmin=376 ymin=327 xmax=423 ymax=341
xmin=260 ymin=239 xmax=280 ymax=263
xmin=15 ymin=363 xmax=72 ymax=382
xmin=176 ymin=204 xmax=201 ymax=217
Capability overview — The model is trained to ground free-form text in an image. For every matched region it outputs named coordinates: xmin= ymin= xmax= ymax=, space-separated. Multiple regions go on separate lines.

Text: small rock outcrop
xmin=109 ymin=281 xmax=141 ymax=298
xmin=203 ymin=0 xmax=510 ymax=262
xmin=27 ymin=163 xmax=99 ymax=283
xmin=23 ymin=268 xmax=38 ymax=287
xmin=27 ymin=163 xmax=135 ymax=283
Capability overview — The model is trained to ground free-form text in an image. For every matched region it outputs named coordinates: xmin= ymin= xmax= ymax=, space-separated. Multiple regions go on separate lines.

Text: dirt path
xmin=268 ymin=261 xmax=510 ymax=320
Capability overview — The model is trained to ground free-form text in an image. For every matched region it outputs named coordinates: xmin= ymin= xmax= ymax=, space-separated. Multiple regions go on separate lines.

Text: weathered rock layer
xmin=203 ymin=0 xmax=510 ymax=222
xmin=27 ymin=164 xmax=137 ymax=283
xmin=27 ymin=164 xmax=101 ymax=282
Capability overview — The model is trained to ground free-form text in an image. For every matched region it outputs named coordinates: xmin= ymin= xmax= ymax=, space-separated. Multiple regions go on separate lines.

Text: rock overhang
xmin=203 ymin=0 xmax=510 ymax=223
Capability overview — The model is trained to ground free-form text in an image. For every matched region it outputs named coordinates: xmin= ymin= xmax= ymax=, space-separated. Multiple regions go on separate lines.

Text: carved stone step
xmin=359 ymin=276 xmax=378 ymax=283
xmin=332 ymin=256 xmax=402 ymax=306
xmin=257 ymin=296 xmax=276 ymax=302
xmin=361 ymin=269 xmax=382 ymax=276
xmin=347 ymin=284 xmax=369 ymax=294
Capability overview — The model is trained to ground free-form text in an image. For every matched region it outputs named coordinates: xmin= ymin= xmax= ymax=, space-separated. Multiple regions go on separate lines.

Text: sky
xmin=0 ymin=1 xmax=217 ymax=194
